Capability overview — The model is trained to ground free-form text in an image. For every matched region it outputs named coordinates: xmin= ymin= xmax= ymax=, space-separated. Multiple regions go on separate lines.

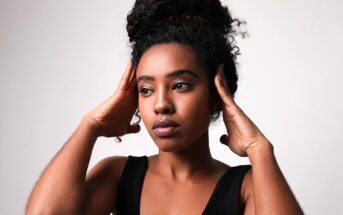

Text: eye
xmin=172 ymin=82 xmax=192 ymax=91
xmin=138 ymin=87 xmax=153 ymax=96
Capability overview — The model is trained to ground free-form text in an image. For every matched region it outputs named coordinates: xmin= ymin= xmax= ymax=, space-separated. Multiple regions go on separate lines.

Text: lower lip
xmin=153 ymin=126 xmax=180 ymax=137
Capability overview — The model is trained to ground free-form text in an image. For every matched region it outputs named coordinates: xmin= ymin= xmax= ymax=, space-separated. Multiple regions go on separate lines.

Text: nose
xmin=154 ymin=90 xmax=175 ymax=115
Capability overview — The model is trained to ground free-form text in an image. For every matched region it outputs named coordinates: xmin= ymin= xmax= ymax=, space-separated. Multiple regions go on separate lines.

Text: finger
xmin=117 ymin=60 xmax=134 ymax=91
xmin=214 ymin=65 xmax=236 ymax=108
xmin=128 ymin=62 xmax=136 ymax=84
xmin=126 ymin=123 xmax=141 ymax=134
xmin=220 ymin=134 xmax=245 ymax=157
xmin=128 ymin=66 xmax=138 ymax=91
xmin=221 ymin=134 xmax=236 ymax=154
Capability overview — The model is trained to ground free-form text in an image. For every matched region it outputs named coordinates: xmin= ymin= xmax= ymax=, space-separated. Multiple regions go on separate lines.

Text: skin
xmin=136 ymin=43 xmax=232 ymax=214
xmin=25 ymin=43 xmax=304 ymax=215
xmin=137 ymin=43 xmax=212 ymax=154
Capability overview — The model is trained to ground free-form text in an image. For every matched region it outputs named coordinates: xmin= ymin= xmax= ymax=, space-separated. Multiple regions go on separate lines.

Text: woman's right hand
xmin=82 ymin=60 xmax=140 ymax=137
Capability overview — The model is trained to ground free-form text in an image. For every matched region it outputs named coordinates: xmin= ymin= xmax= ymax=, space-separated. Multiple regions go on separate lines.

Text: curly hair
xmin=126 ymin=0 xmax=246 ymax=124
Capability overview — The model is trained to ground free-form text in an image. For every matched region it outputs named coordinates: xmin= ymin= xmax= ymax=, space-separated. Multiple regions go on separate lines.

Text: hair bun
xmin=127 ymin=0 xmax=234 ymax=42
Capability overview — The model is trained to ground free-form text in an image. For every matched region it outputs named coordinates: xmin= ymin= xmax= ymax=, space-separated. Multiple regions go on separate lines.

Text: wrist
xmin=246 ymin=139 xmax=274 ymax=159
xmin=80 ymin=115 xmax=101 ymax=139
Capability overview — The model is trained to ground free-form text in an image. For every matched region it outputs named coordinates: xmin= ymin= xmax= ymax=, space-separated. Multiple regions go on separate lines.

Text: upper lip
xmin=152 ymin=119 xmax=180 ymax=129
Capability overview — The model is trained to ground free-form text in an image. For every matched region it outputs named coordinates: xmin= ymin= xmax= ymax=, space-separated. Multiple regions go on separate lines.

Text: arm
xmin=26 ymin=60 xmax=139 ymax=214
xmin=83 ymin=155 xmax=128 ymax=215
xmin=213 ymin=64 xmax=303 ymax=214
xmin=26 ymin=118 xmax=97 ymax=214
xmin=243 ymin=141 xmax=304 ymax=214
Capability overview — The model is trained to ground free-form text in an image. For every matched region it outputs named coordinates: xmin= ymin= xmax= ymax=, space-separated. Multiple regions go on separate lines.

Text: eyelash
xmin=173 ymin=82 xmax=191 ymax=90
xmin=138 ymin=82 xmax=192 ymax=96
xmin=138 ymin=88 xmax=152 ymax=96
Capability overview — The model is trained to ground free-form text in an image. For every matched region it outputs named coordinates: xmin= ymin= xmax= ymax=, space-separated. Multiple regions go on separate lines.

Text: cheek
xmin=138 ymin=98 xmax=148 ymax=118
xmin=177 ymin=88 xmax=211 ymax=124
xmin=138 ymin=97 xmax=154 ymax=128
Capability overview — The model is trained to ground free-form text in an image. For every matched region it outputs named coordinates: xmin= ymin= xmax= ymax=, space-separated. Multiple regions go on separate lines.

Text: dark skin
xmin=26 ymin=43 xmax=303 ymax=214
xmin=136 ymin=43 xmax=234 ymax=214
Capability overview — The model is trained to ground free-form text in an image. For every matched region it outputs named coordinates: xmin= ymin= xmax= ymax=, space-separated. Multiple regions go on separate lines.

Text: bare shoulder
xmin=83 ymin=156 xmax=129 ymax=215
xmin=240 ymin=167 xmax=255 ymax=215
xmin=86 ymin=155 xmax=129 ymax=181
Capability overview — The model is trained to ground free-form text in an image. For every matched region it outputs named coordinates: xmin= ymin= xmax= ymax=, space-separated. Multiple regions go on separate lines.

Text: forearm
xmin=248 ymin=141 xmax=304 ymax=215
xmin=26 ymin=117 xmax=98 ymax=214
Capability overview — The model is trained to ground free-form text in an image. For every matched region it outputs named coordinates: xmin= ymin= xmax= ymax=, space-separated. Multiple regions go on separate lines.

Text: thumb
xmin=220 ymin=134 xmax=238 ymax=155
xmin=126 ymin=123 xmax=141 ymax=134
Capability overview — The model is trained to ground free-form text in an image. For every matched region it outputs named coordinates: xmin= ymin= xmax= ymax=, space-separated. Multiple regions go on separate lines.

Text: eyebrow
xmin=137 ymin=69 xmax=197 ymax=83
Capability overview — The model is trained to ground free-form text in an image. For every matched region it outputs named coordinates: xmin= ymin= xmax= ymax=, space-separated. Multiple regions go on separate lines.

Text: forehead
xmin=136 ymin=43 xmax=206 ymax=78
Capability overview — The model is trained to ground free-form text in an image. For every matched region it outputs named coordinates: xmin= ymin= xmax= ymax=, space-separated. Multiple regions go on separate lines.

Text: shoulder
xmin=211 ymin=160 xmax=254 ymax=213
xmin=83 ymin=156 xmax=129 ymax=214
xmin=87 ymin=155 xmax=129 ymax=181
xmin=213 ymin=162 xmax=252 ymax=214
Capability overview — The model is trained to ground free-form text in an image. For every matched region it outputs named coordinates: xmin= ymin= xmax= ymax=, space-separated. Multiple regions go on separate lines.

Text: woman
xmin=26 ymin=0 xmax=304 ymax=214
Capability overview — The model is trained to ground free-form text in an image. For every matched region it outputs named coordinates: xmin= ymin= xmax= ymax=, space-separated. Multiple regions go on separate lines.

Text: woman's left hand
xmin=214 ymin=64 xmax=270 ymax=157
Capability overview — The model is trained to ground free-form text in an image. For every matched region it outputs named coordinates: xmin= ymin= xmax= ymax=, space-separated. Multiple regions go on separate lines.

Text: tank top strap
xmin=202 ymin=165 xmax=252 ymax=215
xmin=116 ymin=155 xmax=148 ymax=215
xmin=116 ymin=156 xmax=251 ymax=215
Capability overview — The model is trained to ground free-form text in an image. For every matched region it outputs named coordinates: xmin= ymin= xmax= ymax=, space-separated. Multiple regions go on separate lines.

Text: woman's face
xmin=136 ymin=43 xmax=212 ymax=152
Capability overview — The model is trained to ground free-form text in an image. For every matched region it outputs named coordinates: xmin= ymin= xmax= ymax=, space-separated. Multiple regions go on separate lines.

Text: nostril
xmin=163 ymin=108 xmax=170 ymax=114
xmin=154 ymin=97 xmax=175 ymax=114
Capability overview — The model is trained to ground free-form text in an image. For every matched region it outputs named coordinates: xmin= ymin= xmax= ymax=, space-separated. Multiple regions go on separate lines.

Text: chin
xmin=153 ymin=138 xmax=189 ymax=152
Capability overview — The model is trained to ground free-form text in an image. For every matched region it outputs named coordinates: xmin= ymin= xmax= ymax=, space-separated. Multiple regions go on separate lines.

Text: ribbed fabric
xmin=116 ymin=155 xmax=251 ymax=215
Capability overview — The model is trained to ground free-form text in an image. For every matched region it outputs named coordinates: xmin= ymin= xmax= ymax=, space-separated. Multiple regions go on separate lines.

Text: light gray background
xmin=1 ymin=0 xmax=342 ymax=214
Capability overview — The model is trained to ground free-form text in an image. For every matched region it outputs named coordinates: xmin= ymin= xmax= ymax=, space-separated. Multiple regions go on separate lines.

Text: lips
xmin=152 ymin=119 xmax=180 ymax=137
xmin=152 ymin=119 xmax=180 ymax=129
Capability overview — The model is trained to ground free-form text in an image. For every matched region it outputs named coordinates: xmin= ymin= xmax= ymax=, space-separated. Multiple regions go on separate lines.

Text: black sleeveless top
xmin=116 ymin=155 xmax=251 ymax=215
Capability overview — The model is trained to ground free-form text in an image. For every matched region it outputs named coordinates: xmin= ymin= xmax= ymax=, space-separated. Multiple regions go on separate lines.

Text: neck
xmin=155 ymin=130 xmax=213 ymax=181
